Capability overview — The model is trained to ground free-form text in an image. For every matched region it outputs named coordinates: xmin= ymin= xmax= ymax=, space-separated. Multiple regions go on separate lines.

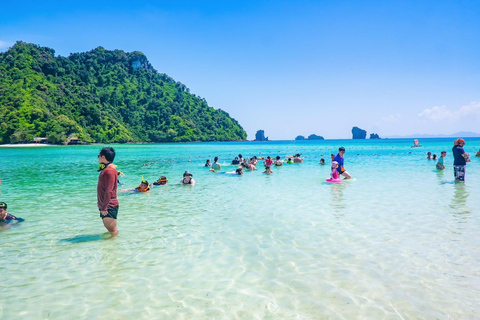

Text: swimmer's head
xmin=0 ymin=202 xmax=6 ymax=209
xmin=0 ymin=202 xmax=6 ymax=219
xmin=276 ymin=156 xmax=280 ymax=160
xmin=0 ymin=202 xmax=7 ymax=217
xmin=235 ymin=168 xmax=243 ymax=175
xmin=183 ymin=171 xmax=193 ymax=178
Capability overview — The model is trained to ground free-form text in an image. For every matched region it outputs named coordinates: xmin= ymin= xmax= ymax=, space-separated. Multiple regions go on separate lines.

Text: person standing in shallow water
xmin=97 ymin=147 xmax=119 ymax=235
xmin=452 ymin=138 xmax=470 ymax=182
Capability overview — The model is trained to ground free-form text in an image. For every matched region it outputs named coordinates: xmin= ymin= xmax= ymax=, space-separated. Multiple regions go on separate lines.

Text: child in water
xmin=331 ymin=161 xmax=340 ymax=180
xmin=152 ymin=176 xmax=168 ymax=186
xmin=436 ymin=151 xmax=446 ymax=170
xmin=120 ymin=179 xmax=150 ymax=192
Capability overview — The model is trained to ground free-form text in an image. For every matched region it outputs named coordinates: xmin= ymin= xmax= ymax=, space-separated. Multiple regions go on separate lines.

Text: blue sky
xmin=1 ymin=0 xmax=479 ymax=139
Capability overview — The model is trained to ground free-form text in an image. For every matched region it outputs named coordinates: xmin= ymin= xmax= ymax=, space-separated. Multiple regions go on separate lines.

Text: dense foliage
xmin=0 ymin=41 xmax=246 ymax=144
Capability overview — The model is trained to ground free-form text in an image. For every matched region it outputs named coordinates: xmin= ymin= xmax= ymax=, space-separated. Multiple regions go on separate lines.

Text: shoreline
xmin=0 ymin=143 xmax=55 ymax=147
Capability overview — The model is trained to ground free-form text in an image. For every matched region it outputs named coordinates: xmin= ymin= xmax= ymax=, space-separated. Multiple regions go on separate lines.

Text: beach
xmin=1 ymin=139 xmax=479 ymax=319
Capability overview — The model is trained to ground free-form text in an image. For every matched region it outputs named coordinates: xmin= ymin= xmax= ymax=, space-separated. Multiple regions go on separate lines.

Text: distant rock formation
xmin=255 ymin=130 xmax=268 ymax=141
xmin=370 ymin=133 xmax=380 ymax=139
xmin=295 ymin=135 xmax=306 ymax=140
xmin=352 ymin=127 xmax=367 ymax=139
xmin=307 ymin=134 xmax=324 ymax=140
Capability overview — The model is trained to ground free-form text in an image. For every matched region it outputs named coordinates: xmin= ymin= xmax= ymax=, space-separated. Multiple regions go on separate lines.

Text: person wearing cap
xmin=97 ymin=147 xmax=119 ymax=235
xmin=180 ymin=171 xmax=195 ymax=186
xmin=135 ymin=180 xmax=150 ymax=192
xmin=152 ymin=176 xmax=168 ymax=186
xmin=0 ymin=202 xmax=24 ymax=224
xmin=452 ymin=138 xmax=470 ymax=182
xmin=334 ymin=147 xmax=352 ymax=179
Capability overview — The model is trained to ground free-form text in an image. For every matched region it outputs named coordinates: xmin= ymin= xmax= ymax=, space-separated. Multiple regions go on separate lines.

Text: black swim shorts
xmin=100 ymin=206 xmax=119 ymax=219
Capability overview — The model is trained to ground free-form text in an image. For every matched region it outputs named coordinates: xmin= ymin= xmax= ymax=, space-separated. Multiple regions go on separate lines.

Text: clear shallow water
xmin=1 ymin=139 xmax=480 ymax=319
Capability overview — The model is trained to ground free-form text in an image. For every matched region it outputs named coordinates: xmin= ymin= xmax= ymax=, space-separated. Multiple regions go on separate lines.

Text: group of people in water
xmin=204 ymin=153 xmax=305 ymax=175
xmin=424 ymin=138 xmax=476 ymax=182
xmin=2 ymin=139 xmax=477 ymax=234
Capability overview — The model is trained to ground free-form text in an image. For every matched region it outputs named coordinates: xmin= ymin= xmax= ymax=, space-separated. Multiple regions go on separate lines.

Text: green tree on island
xmin=0 ymin=41 xmax=247 ymax=144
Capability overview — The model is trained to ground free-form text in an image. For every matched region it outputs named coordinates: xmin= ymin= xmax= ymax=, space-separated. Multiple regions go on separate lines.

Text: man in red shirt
xmin=97 ymin=147 xmax=119 ymax=235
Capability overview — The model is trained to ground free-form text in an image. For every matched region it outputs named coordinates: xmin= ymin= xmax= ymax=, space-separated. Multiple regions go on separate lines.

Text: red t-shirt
xmin=97 ymin=164 xmax=119 ymax=211
xmin=265 ymin=158 xmax=273 ymax=166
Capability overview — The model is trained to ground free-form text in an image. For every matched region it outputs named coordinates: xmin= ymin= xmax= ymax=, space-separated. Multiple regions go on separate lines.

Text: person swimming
xmin=319 ymin=158 xmax=325 ymax=165
xmin=205 ymin=159 xmax=211 ymax=167
xmin=212 ymin=157 xmax=221 ymax=171
xmin=135 ymin=180 xmax=150 ymax=192
xmin=293 ymin=154 xmax=303 ymax=163
xmin=152 ymin=176 xmax=168 ymax=186
xmin=181 ymin=171 xmax=195 ymax=185
xmin=274 ymin=156 xmax=283 ymax=166
xmin=0 ymin=202 xmax=24 ymax=225
xmin=231 ymin=157 xmax=240 ymax=165
xmin=120 ymin=179 xmax=150 ymax=192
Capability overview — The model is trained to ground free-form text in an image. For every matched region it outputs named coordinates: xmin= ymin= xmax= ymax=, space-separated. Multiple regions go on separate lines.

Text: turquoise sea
xmin=1 ymin=138 xmax=480 ymax=319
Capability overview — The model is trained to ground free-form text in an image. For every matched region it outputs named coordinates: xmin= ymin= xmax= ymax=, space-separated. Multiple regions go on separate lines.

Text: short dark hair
xmin=339 ymin=147 xmax=345 ymax=152
xmin=99 ymin=147 xmax=116 ymax=162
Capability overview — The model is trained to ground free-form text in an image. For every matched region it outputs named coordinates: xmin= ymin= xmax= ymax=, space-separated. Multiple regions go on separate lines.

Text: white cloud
xmin=0 ymin=40 xmax=12 ymax=51
xmin=382 ymin=113 xmax=402 ymax=122
xmin=418 ymin=102 xmax=480 ymax=121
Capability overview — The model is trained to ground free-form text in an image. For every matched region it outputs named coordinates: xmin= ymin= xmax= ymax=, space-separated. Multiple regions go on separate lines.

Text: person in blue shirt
xmin=452 ymin=138 xmax=470 ymax=182
xmin=334 ymin=147 xmax=352 ymax=179
xmin=436 ymin=151 xmax=446 ymax=170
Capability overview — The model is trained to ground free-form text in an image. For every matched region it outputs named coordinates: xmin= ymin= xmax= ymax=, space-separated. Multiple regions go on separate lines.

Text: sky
xmin=1 ymin=0 xmax=479 ymax=139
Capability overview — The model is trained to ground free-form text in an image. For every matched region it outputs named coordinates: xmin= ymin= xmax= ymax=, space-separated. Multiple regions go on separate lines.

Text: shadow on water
xmin=60 ymin=233 xmax=112 ymax=244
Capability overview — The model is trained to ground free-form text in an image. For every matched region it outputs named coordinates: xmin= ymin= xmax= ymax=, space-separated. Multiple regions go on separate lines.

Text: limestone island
xmin=352 ymin=126 xmax=367 ymax=139
xmin=295 ymin=134 xmax=324 ymax=140
xmin=254 ymin=130 xmax=268 ymax=141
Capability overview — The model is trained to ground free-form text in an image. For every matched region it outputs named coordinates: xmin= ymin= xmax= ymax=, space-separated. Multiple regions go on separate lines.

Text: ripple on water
xmin=1 ymin=140 xmax=480 ymax=318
